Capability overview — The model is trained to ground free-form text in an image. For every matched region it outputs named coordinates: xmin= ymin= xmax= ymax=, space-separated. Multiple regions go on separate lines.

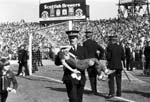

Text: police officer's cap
xmin=108 ymin=35 xmax=118 ymax=41
xmin=66 ymin=30 xmax=79 ymax=39
xmin=85 ymin=31 xmax=93 ymax=37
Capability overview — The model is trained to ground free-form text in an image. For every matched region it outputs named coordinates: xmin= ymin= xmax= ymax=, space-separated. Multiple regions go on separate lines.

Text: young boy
xmin=0 ymin=58 xmax=18 ymax=102
xmin=56 ymin=48 xmax=115 ymax=80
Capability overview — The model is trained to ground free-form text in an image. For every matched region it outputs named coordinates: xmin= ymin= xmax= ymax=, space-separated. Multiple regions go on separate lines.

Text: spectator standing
xmin=16 ymin=44 xmax=29 ymax=76
xmin=106 ymin=36 xmax=125 ymax=98
xmin=0 ymin=45 xmax=10 ymax=59
xmin=125 ymin=43 xmax=132 ymax=71
xmin=62 ymin=30 xmax=88 ymax=102
xmin=144 ymin=40 xmax=150 ymax=76
xmin=134 ymin=44 xmax=143 ymax=69
xmin=32 ymin=46 xmax=38 ymax=73
xmin=36 ymin=46 xmax=43 ymax=66
xmin=83 ymin=31 xmax=104 ymax=95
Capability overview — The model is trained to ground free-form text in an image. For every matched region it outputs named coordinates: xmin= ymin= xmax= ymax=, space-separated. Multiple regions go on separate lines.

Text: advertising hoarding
xmin=39 ymin=0 xmax=87 ymax=22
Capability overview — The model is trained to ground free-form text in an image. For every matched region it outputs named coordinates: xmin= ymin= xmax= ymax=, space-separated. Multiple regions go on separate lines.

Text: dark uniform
xmin=83 ymin=31 xmax=104 ymax=94
xmin=106 ymin=36 xmax=125 ymax=98
xmin=144 ymin=41 xmax=150 ymax=75
xmin=125 ymin=43 xmax=132 ymax=71
xmin=0 ymin=58 xmax=18 ymax=102
xmin=17 ymin=45 xmax=29 ymax=76
xmin=62 ymin=30 xmax=87 ymax=102
xmin=36 ymin=47 xmax=43 ymax=66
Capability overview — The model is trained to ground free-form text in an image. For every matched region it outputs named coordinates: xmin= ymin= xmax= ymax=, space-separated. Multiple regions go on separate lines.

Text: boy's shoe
xmin=97 ymin=72 xmax=107 ymax=81
xmin=71 ymin=73 xmax=81 ymax=80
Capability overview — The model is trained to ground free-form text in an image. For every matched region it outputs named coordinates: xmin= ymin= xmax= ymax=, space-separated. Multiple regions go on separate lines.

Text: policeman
xmin=83 ymin=31 xmax=104 ymax=95
xmin=16 ymin=44 xmax=29 ymax=76
xmin=62 ymin=30 xmax=87 ymax=102
xmin=106 ymin=35 xmax=125 ymax=98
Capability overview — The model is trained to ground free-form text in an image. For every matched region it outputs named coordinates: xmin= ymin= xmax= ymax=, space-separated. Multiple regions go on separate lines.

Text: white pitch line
xmin=113 ymin=96 xmax=136 ymax=102
xmin=32 ymin=74 xmax=63 ymax=84
xmin=31 ymin=74 xmax=136 ymax=102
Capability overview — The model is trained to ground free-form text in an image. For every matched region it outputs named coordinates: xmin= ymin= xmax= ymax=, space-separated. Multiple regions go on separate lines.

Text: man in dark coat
xmin=62 ymin=30 xmax=88 ymax=102
xmin=144 ymin=40 xmax=150 ymax=75
xmin=16 ymin=44 xmax=29 ymax=76
xmin=36 ymin=47 xmax=43 ymax=66
xmin=125 ymin=43 xmax=132 ymax=71
xmin=106 ymin=36 xmax=125 ymax=98
xmin=83 ymin=31 xmax=104 ymax=95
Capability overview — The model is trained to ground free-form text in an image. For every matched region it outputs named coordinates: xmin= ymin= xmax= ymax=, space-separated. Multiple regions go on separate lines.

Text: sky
xmin=0 ymin=0 xmax=118 ymax=22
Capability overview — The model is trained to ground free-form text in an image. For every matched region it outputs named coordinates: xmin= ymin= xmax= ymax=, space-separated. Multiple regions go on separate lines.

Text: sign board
xmin=39 ymin=0 xmax=87 ymax=21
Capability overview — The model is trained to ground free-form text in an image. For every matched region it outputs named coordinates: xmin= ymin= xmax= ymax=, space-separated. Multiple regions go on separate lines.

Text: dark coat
xmin=36 ymin=49 xmax=42 ymax=60
xmin=125 ymin=47 xmax=132 ymax=60
xmin=83 ymin=39 xmax=104 ymax=59
xmin=106 ymin=43 xmax=125 ymax=70
xmin=18 ymin=49 xmax=28 ymax=63
xmin=83 ymin=39 xmax=104 ymax=77
xmin=0 ymin=70 xmax=18 ymax=92
xmin=62 ymin=45 xmax=88 ymax=85
xmin=144 ymin=46 xmax=150 ymax=60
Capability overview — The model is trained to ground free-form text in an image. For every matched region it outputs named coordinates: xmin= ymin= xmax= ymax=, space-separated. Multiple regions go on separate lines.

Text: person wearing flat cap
xmin=105 ymin=35 xmax=125 ymax=98
xmin=62 ymin=30 xmax=88 ymax=102
xmin=83 ymin=30 xmax=104 ymax=95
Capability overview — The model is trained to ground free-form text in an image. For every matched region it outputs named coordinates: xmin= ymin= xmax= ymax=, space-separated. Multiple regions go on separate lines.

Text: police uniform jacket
xmin=62 ymin=45 xmax=88 ymax=85
xmin=106 ymin=43 xmax=125 ymax=70
xmin=125 ymin=47 xmax=132 ymax=60
xmin=83 ymin=39 xmax=104 ymax=59
xmin=18 ymin=49 xmax=28 ymax=63
xmin=144 ymin=46 xmax=150 ymax=60
xmin=83 ymin=39 xmax=104 ymax=77
xmin=0 ymin=70 xmax=18 ymax=92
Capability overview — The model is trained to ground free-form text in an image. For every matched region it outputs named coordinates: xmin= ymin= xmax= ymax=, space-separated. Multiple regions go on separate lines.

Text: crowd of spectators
xmin=0 ymin=16 xmax=150 ymax=60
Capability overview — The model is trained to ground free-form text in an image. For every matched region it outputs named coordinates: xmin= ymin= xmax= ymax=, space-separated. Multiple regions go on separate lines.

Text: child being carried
xmin=55 ymin=48 xmax=115 ymax=80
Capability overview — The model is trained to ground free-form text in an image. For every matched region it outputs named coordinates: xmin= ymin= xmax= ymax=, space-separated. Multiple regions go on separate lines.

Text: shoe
xmin=116 ymin=94 xmax=121 ymax=97
xmin=106 ymin=94 xmax=114 ymax=98
xmin=94 ymin=92 xmax=98 ymax=95
xmin=16 ymin=74 xmax=19 ymax=76
xmin=71 ymin=73 xmax=81 ymax=80
xmin=88 ymin=92 xmax=98 ymax=95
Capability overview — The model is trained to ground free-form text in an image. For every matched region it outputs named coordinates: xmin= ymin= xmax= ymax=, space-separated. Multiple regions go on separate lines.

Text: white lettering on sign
xmin=44 ymin=3 xmax=80 ymax=10
xmin=120 ymin=0 xmax=133 ymax=4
